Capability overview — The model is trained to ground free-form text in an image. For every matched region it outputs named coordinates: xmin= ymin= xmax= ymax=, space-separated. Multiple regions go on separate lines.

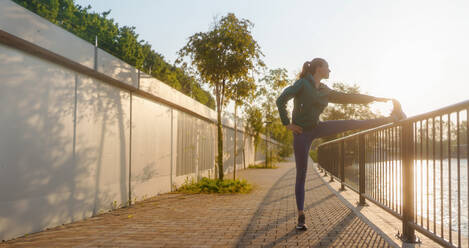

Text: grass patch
xmin=175 ymin=177 xmax=252 ymax=194
xmin=247 ymin=164 xmax=278 ymax=169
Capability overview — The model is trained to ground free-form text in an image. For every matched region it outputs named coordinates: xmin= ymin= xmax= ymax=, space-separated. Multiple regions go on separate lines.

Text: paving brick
xmin=0 ymin=160 xmax=393 ymax=247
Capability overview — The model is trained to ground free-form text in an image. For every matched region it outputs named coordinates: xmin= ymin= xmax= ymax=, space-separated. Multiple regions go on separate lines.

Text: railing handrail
xmin=319 ymin=99 xmax=469 ymax=147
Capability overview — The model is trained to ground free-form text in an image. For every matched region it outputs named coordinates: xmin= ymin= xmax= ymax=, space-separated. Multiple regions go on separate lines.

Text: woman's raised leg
xmin=312 ymin=117 xmax=393 ymax=139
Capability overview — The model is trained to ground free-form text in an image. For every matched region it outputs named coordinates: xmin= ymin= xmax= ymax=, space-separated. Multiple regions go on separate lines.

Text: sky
xmin=75 ymin=0 xmax=469 ymax=117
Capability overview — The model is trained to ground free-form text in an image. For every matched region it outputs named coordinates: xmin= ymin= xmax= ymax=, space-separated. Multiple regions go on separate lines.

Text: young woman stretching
xmin=276 ymin=58 xmax=406 ymax=230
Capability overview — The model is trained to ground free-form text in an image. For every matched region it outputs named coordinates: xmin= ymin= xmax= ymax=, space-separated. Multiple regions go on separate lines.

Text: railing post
xmin=320 ymin=148 xmax=324 ymax=172
xmin=340 ymin=141 xmax=345 ymax=191
xmin=324 ymin=145 xmax=331 ymax=177
xmin=316 ymin=146 xmax=322 ymax=172
xmin=317 ymin=147 xmax=323 ymax=172
xmin=329 ymin=145 xmax=334 ymax=182
xmin=401 ymin=121 xmax=416 ymax=242
xmin=359 ymin=134 xmax=366 ymax=205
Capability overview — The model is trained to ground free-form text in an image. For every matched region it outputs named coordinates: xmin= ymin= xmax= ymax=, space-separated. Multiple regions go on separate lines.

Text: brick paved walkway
xmin=1 ymin=160 xmax=394 ymax=247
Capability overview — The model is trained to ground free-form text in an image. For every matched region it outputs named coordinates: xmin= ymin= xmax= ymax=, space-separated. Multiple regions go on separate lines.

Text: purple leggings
xmin=293 ymin=117 xmax=392 ymax=211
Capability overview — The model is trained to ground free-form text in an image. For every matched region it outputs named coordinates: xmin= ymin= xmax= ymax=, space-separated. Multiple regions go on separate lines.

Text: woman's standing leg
xmin=293 ymin=131 xmax=314 ymax=213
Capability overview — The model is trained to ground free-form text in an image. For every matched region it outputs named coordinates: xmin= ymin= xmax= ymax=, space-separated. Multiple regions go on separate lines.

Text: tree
xmin=177 ymin=13 xmax=264 ymax=180
xmin=244 ymin=105 xmax=264 ymax=164
xmin=258 ymin=69 xmax=290 ymax=121
xmin=269 ymin=117 xmax=294 ymax=158
xmin=226 ymin=77 xmax=257 ymax=179
xmin=257 ymin=68 xmax=293 ymax=162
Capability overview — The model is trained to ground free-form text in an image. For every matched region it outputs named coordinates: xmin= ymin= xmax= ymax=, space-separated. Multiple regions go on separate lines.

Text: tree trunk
xmin=254 ymin=141 xmax=257 ymax=165
xmin=217 ymin=112 xmax=223 ymax=180
xmin=216 ymin=85 xmax=224 ymax=181
xmin=265 ymin=132 xmax=268 ymax=168
xmin=233 ymin=103 xmax=237 ymax=180
xmin=242 ymin=127 xmax=247 ymax=170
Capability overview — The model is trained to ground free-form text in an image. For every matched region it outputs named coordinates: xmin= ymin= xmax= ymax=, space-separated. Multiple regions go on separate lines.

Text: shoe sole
xmin=392 ymin=112 xmax=407 ymax=121
xmin=392 ymin=100 xmax=407 ymax=120
xmin=296 ymin=225 xmax=307 ymax=230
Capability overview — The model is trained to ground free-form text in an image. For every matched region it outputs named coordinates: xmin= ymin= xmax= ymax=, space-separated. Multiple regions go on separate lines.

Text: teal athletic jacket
xmin=276 ymin=73 xmax=377 ymax=131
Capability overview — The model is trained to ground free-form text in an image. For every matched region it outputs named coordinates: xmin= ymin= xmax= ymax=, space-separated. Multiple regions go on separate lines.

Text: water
xmin=364 ymin=158 xmax=469 ymax=243
xmin=339 ymin=111 xmax=469 ymax=245
xmin=414 ymin=158 xmax=468 ymax=240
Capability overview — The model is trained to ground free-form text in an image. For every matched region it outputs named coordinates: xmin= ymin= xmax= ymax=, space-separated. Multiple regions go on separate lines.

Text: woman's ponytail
xmin=299 ymin=61 xmax=311 ymax=79
xmin=299 ymin=58 xmax=326 ymax=79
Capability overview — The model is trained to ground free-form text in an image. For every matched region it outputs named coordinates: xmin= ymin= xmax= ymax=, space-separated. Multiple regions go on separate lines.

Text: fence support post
xmin=340 ymin=141 xmax=345 ymax=191
xmin=318 ymin=146 xmax=324 ymax=172
xmin=324 ymin=147 xmax=328 ymax=176
xmin=358 ymin=134 xmax=366 ymax=205
xmin=401 ymin=122 xmax=416 ymax=242
xmin=330 ymin=145 xmax=334 ymax=182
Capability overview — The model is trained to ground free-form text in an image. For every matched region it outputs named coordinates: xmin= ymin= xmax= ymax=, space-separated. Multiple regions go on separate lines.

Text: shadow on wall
xmin=222 ymin=127 xmax=245 ymax=174
xmin=0 ymin=44 xmax=130 ymax=240
xmin=130 ymin=94 xmax=172 ymax=197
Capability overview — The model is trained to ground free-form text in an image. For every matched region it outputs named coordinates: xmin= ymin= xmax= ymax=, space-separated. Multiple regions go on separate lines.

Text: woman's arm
xmin=276 ymin=79 xmax=304 ymax=125
xmin=328 ymin=90 xmax=377 ymax=104
xmin=323 ymin=84 xmax=388 ymax=104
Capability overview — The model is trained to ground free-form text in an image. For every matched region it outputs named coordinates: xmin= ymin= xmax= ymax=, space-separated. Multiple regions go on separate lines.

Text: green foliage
xmin=269 ymin=118 xmax=293 ymax=157
xmin=226 ymin=77 xmax=257 ymax=180
xmin=177 ymin=13 xmax=264 ymax=180
xmin=258 ymin=68 xmax=290 ymax=121
xmin=175 ymin=177 xmax=253 ymax=194
xmin=177 ymin=13 xmax=264 ymax=93
xmin=267 ymin=148 xmax=281 ymax=166
xmin=226 ymin=78 xmax=256 ymax=106
xmin=12 ymin=0 xmax=215 ymax=109
xmin=255 ymin=68 xmax=294 ymax=158
xmin=244 ymin=105 xmax=264 ymax=147
xmin=258 ymin=68 xmax=290 ymax=95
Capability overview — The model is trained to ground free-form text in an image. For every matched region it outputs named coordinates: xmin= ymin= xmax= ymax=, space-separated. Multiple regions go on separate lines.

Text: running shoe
xmin=391 ymin=99 xmax=407 ymax=122
xmin=296 ymin=214 xmax=308 ymax=230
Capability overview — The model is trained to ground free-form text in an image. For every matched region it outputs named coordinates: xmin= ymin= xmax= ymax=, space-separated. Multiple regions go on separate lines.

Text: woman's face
xmin=317 ymin=62 xmax=331 ymax=79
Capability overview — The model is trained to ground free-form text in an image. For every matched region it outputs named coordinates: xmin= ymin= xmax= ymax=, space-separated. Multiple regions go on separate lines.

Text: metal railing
xmin=318 ymin=100 xmax=469 ymax=247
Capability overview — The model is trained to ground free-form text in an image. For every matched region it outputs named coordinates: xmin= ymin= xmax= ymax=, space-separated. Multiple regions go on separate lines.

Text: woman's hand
xmin=287 ymin=124 xmax=303 ymax=135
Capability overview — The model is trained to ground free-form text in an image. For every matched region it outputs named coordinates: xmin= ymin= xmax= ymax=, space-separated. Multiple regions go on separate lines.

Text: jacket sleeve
xmin=276 ymin=79 xmax=304 ymax=126
xmin=323 ymin=84 xmax=376 ymax=104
